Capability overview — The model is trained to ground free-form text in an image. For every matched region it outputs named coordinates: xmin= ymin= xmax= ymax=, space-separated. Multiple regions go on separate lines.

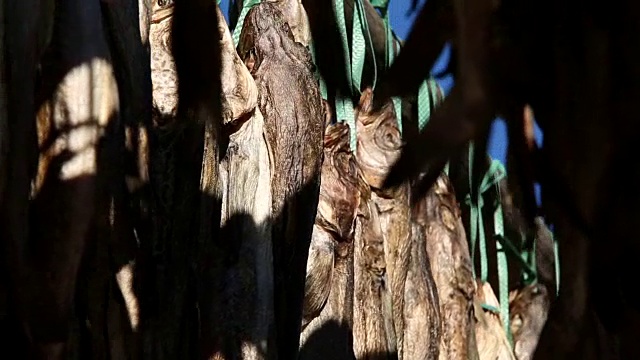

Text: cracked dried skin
xmin=263 ymin=0 xmax=312 ymax=47
xmin=302 ymin=123 xmax=359 ymax=326
xmin=414 ymin=174 xmax=478 ymax=360
xmin=355 ymin=88 xmax=403 ymax=192
xmin=402 ymin=222 xmax=442 ymax=360
xmin=300 ymin=122 xmax=359 ymax=358
xmin=238 ymin=3 xmax=324 ymax=358
xmin=316 ymin=122 xmax=362 ymax=242
xmin=216 ymin=5 xmax=258 ymax=124
xmin=353 ymin=194 xmax=396 ymax=359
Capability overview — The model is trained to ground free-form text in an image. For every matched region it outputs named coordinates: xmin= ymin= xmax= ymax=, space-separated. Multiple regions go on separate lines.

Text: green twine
xmin=333 ymin=0 xmax=377 ymax=150
xmin=466 ymin=153 xmax=516 ymax=344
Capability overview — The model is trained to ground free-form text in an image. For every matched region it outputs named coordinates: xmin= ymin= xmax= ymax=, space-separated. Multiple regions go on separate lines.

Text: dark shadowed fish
xmin=215 ymin=4 xmax=273 ymax=358
xmin=238 ymin=4 xmax=324 ymax=359
xmin=300 ymin=122 xmax=361 ymax=360
xmin=509 ymin=284 xmax=550 ymax=360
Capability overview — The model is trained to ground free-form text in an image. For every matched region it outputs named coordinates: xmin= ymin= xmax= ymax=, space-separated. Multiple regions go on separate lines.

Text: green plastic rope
xmin=380 ymin=13 xmax=401 ymax=133
xmin=351 ymin=2 xmax=366 ymax=93
xmin=333 ymin=0 xmax=377 ymax=149
xmin=231 ymin=0 xmax=261 ymax=45
xmin=494 ymin=183 xmax=513 ymax=345
xmin=333 ymin=0 xmax=356 ymax=149
xmin=466 ymin=152 xmax=517 ymax=342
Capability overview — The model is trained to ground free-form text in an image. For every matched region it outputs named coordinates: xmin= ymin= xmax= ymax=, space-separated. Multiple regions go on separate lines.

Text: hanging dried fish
xmin=403 ymin=222 xmax=442 ymax=360
xmin=354 ymin=88 xmax=409 ymax=358
xmin=509 ymin=284 xmax=550 ymax=360
xmin=214 ymin=3 xmax=273 ymax=358
xmin=237 ymin=3 xmax=324 ymax=358
xmin=473 ymin=281 xmax=516 ymax=360
xmin=414 ymin=174 xmax=478 ymax=360
xmin=355 ymin=89 xmax=441 ymax=359
xmin=353 ymin=189 xmax=396 ymax=359
xmin=264 ymin=0 xmax=312 ymax=47
xmin=300 ymin=122 xmax=361 ymax=359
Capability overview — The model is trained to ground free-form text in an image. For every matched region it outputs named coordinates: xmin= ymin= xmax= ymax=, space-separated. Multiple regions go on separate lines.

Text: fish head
xmin=317 ymin=122 xmax=362 ymax=242
xmin=355 ymin=88 xmax=403 ymax=191
xmin=238 ymin=3 xmax=295 ymax=72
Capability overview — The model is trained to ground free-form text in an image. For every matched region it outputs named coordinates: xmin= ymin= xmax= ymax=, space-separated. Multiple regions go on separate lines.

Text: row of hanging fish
xmin=146 ymin=0 xmax=552 ymax=358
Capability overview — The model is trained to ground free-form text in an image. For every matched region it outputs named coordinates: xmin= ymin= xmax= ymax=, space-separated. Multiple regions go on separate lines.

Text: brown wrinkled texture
xmin=403 ymin=222 xmax=441 ymax=360
xmin=264 ymin=0 xmax=312 ymax=47
xmin=353 ymin=193 xmax=395 ymax=359
xmin=356 ymin=89 xmax=409 ymax=358
xmin=217 ymin=6 xmax=258 ymax=125
xmin=509 ymin=284 xmax=550 ymax=360
xmin=214 ymin=5 xmax=273 ymax=358
xmin=474 ymin=281 xmax=516 ymax=360
xmin=415 ymin=174 xmax=478 ymax=360
xmin=356 ymin=89 xmax=443 ymax=360
xmin=300 ymin=123 xmax=360 ymax=359
xmin=315 ymin=122 xmax=361 ymax=242
xmin=238 ymin=3 xmax=324 ymax=359
xmin=355 ymin=89 xmax=403 ymax=192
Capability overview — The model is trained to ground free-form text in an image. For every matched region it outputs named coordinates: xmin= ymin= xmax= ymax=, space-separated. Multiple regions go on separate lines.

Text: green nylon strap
xmin=333 ymin=0 xmax=376 ymax=149
xmin=494 ymin=185 xmax=513 ymax=345
xmin=369 ymin=0 xmax=389 ymax=9
xmin=416 ymin=79 xmax=449 ymax=175
xmin=380 ymin=12 xmax=401 ymax=132
xmin=334 ymin=0 xmax=356 ymax=149
xmin=466 ymin=146 xmax=503 ymax=281
xmin=351 ymin=1 xmax=366 ymax=92
xmin=465 ymin=156 xmax=514 ymax=343
xmin=418 ymin=78 xmax=441 ymax=131
xmin=231 ymin=0 xmax=261 ymax=45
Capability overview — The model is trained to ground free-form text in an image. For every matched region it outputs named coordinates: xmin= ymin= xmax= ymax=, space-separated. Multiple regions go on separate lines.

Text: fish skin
xmin=300 ymin=122 xmax=360 ymax=359
xmin=238 ymin=4 xmax=324 ymax=359
xmin=414 ymin=174 xmax=478 ymax=360
xmin=355 ymin=89 xmax=410 ymax=357
xmin=509 ymin=284 xmax=550 ymax=360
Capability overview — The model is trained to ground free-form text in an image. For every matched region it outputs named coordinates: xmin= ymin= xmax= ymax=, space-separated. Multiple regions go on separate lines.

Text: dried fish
xmin=300 ymin=122 xmax=360 ymax=359
xmin=264 ymin=0 xmax=312 ymax=47
xmin=474 ymin=281 xmax=516 ymax=360
xmin=238 ymin=3 xmax=324 ymax=358
xmin=353 ymin=191 xmax=396 ymax=359
xmin=415 ymin=174 xmax=478 ymax=360
xmin=403 ymin=222 xmax=442 ymax=360
xmin=509 ymin=284 xmax=550 ymax=360
xmin=355 ymin=89 xmax=409 ymax=358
